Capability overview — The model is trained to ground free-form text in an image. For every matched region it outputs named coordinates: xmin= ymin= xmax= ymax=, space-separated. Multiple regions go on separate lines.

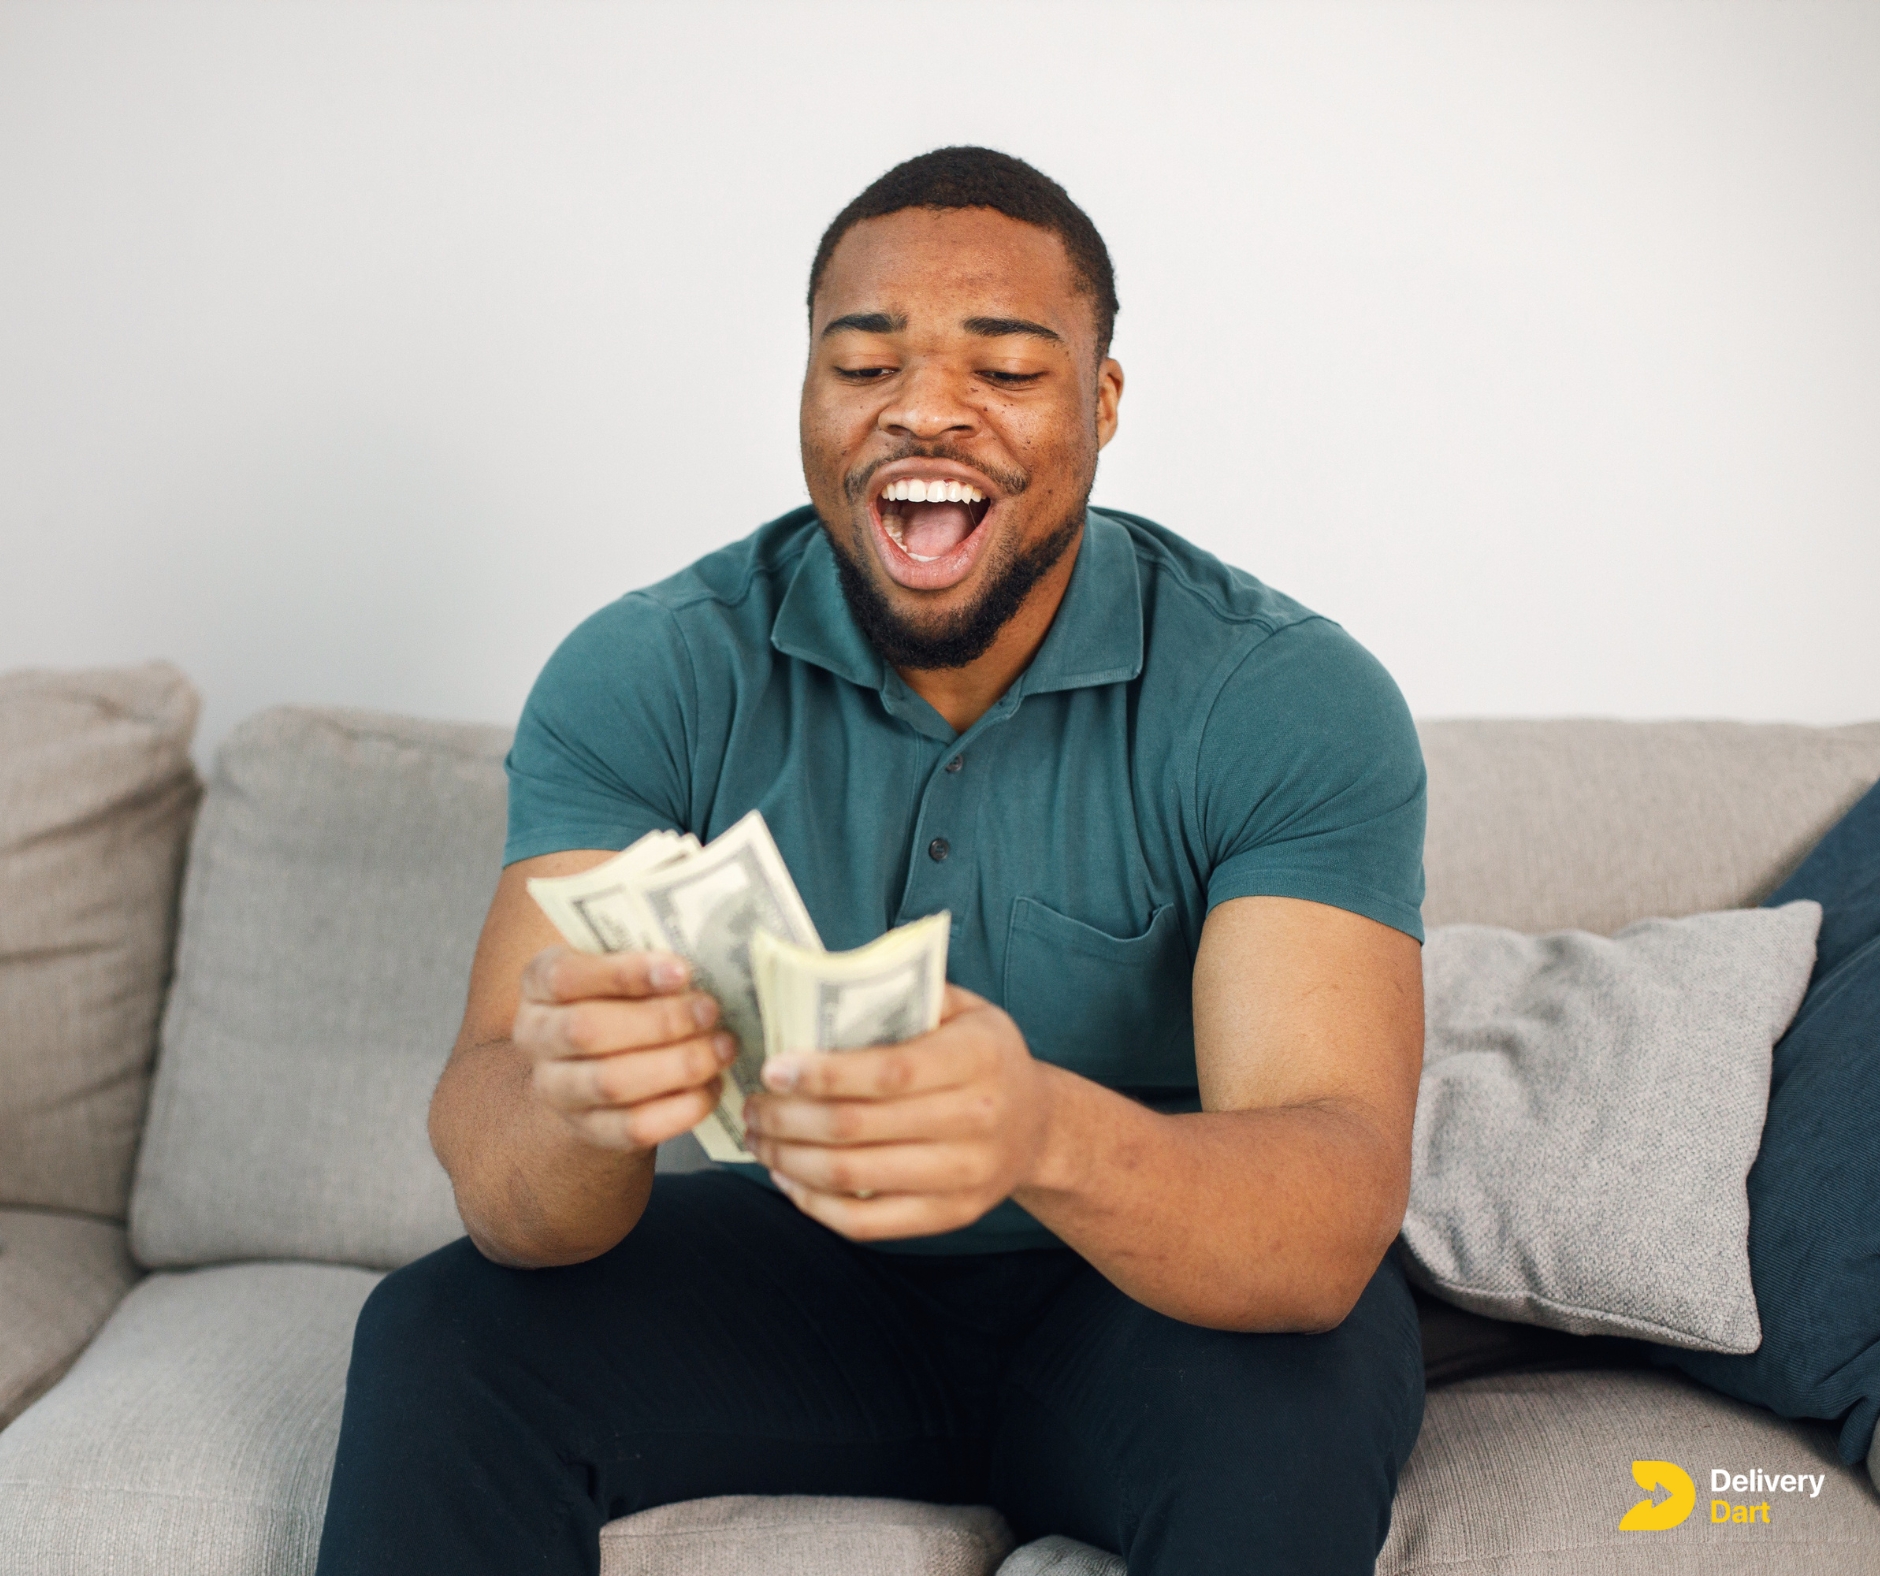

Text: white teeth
xmin=879 ymin=479 xmax=987 ymax=507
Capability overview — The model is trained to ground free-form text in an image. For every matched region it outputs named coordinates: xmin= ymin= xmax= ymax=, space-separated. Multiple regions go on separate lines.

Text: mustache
xmin=841 ymin=444 xmax=1029 ymax=505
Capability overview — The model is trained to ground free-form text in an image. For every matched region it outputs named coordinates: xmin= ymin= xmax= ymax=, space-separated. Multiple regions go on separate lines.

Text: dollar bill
xmin=615 ymin=812 xmax=823 ymax=1159
xmin=752 ymin=911 xmax=951 ymax=1057
xmin=526 ymin=812 xmax=821 ymax=1164
xmin=525 ymin=830 xmax=698 ymax=954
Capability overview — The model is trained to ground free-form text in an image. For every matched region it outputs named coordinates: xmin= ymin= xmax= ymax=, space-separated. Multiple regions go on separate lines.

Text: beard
xmin=826 ymin=502 xmax=1086 ymax=671
xmin=821 ymin=439 xmax=1088 ymax=671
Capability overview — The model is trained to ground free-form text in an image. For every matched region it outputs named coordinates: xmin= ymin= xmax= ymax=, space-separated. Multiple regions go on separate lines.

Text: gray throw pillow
xmin=0 ymin=663 xmax=200 ymax=1218
xmin=1402 ymin=902 xmax=1820 ymax=1353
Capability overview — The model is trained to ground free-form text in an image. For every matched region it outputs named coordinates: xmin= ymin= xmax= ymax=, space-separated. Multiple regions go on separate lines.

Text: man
xmin=315 ymin=146 xmax=1428 ymax=1576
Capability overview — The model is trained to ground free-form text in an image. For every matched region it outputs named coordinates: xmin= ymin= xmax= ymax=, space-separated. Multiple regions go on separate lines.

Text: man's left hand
xmin=741 ymin=986 xmax=1056 ymax=1240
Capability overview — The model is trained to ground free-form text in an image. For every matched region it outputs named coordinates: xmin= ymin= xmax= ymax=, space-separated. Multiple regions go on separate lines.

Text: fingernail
xmin=714 ymin=1032 xmax=737 ymax=1065
xmin=763 ymin=1058 xmax=801 ymax=1093
xmin=741 ymin=1103 xmax=760 ymax=1135
xmin=651 ymin=958 xmax=688 ymax=990
xmin=692 ymin=995 xmax=719 ymax=1029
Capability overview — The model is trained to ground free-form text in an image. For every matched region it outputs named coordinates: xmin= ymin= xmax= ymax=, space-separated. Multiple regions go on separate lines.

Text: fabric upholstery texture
xmin=0 ymin=662 xmax=200 ymax=1218
xmin=129 ymin=707 xmax=508 ymax=1270
xmin=599 ymin=1496 xmax=1014 ymax=1576
xmin=0 ymin=1261 xmax=379 ymax=1576
xmin=1419 ymin=719 xmax=1880 ymax=934
xmin=0 ymin=1208 xmax=138 ymax=1428
xmin=1655 ymin=778 xmax=1880 ymax=1473
xmin=1378 ymin=1368 xmax=1880 ymax=1574
xmin=1403 ymin=904 xmax=1819 ymax=1350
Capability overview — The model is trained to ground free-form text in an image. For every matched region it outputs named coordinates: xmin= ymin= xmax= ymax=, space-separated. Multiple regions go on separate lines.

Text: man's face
xmin=800 ymin=207 xmax=1122 ymax=670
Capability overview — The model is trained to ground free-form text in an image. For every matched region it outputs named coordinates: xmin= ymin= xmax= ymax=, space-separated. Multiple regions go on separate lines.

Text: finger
xmin=518 ymin=989 xmax=720 ymax=1060
xmin=753 ymin=1136 xmax=997 ymax=1198
xmin=744 ymin=1086 xmax=1003 ymax=1147
xmin=760 ymin=1013 xmax=998 ymax=1101
xmin=766 ymin=1171 xmax=987 ymax=1242
xmin=535 ymin=1033 xmax=735 ymax=1114
xmin=938 ymin=983 xmax=988 ymax=1021
xmin=570 ymin=1081 xmax=722 ymax=1151
xmin=519 ymin=946 xmax=692 ymax=1005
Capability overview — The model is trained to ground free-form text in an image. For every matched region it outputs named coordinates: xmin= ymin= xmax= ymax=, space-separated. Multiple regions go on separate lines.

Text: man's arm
xmin=430 ymin=850 xmax=737 ymax=1269
xmin=742 ymin=895 xmax=1422 ymax=1332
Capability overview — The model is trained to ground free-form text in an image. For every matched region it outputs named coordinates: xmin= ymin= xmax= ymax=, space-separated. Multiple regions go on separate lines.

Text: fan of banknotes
xmin=527 ymin=812 xmax=950 ymax=1163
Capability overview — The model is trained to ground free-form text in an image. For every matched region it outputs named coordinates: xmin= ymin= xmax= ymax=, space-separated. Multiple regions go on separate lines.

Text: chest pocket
xmin=1001 ymin=898 xmax=1195 ymax=1092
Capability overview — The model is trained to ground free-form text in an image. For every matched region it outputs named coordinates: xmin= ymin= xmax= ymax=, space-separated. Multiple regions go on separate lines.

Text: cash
xmin=751 ymin=912 xmax=950 ymax=1058
xmin=527 ymin=813 xmax=818 ymax=1161
xmin=527 ymin=812 xmax=949 ymax=1168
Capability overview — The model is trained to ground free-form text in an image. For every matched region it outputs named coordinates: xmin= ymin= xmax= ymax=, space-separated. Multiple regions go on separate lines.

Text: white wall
xmin=3 ymin=0 xmax=1876 ymax=758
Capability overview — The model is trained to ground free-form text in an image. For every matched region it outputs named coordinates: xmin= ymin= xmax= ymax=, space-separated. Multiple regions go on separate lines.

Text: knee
xmin=349 ymin=1238 xmax=506 ymax=1384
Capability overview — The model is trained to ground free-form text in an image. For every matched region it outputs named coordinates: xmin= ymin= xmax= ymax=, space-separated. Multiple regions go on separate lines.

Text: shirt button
xmin=928 ymin=837 xmax=951 ymax=863
xmin=945 ymin=754 xmax=964 ymax=773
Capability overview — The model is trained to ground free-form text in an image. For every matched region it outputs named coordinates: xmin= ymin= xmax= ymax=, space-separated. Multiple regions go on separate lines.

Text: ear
xmin=1095 ymin=357 xmax=1124 ymax=451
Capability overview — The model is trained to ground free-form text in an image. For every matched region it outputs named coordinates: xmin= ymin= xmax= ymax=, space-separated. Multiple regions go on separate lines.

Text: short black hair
xmin=807 ymin=146 xmax=1119 ymax=358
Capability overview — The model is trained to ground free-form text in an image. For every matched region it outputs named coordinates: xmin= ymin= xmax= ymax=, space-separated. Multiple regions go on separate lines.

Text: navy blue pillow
xmin=1655 ymin=779 xmax=1880 ymax=1465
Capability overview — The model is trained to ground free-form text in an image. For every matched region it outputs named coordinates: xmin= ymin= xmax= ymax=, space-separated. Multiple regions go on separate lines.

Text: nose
xmin=877 ymin=357 xmax=979 ymax=444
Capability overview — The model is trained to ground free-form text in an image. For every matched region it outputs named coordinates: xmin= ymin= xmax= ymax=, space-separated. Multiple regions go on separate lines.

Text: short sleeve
xmin=1198 ymin=618 xmax=1426 ymax=941
xmin=503 ymin=594 xmax=696 ymax=865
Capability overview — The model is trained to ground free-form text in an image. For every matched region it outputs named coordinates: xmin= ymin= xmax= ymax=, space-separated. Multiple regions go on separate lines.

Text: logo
xmin=1619 ymin=1460 xmax=1697 ymax=1531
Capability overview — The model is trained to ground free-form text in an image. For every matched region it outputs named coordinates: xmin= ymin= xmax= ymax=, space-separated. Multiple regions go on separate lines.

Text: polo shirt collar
xmin=770 ymin=508 xmax=1145 ymax=699
xmin=770 ymin=529 xmax=885 ymax=690
xmin=1016 ymin=509 xmax=1145 ymax=696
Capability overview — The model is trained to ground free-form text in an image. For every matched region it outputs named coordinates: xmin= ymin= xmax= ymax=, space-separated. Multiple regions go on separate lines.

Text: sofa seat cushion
xmin=993 ymin=1368 xmax=1880 ymax=1576
xmin=1379 ymin=1368 xmax=1880 ymax=1574
xmin=0 ymin=1259 xmax=1011 ymax=1576
xmin=0 ymin=1261 xmax=378 ymax=1576
xmin=0 ymin=1208 xmax=138 ymax=1427
xmin=599 ymin=1495 xmax=1012 ymax=1576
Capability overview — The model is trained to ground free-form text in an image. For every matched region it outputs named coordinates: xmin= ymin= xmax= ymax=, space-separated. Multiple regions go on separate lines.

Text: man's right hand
xmin=514 ymin=947 xmax=737 ymax=1153
xmin=433 ymin=850 xmax=734 ymax=1266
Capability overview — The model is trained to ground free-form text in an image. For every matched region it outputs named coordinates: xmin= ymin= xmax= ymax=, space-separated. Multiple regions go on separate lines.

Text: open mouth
xmin=870 ymin=474 xmax=995 ymax=590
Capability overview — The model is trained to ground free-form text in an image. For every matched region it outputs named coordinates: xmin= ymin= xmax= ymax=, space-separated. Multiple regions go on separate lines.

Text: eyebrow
xmin=819 ymin=310 xmax=1063 ymax=345
xmin=821 ymin=311 xmax=905 ymax=337
xmin=961 ymin=315 xmax=1061 ymax=343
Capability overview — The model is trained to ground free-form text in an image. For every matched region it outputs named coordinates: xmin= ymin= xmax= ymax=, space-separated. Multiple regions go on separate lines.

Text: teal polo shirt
xmin=506 ymin=506 xmax=1426 ymax=1252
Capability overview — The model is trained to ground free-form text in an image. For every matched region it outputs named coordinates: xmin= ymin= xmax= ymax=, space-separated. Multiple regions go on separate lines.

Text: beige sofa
xmin=2 ymin=660 xmax=1878 ymax=1574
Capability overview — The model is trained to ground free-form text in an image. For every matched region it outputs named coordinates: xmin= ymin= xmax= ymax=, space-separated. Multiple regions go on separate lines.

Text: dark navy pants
xmin=314 ymin=1172 xmax=1423 ymax=1575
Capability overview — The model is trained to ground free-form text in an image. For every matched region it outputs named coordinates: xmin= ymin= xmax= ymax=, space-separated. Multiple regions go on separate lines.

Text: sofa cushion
xmin=1420 ymin=719 xmax=1880 ymax=933
xmin=129 ymin=706 xmax=508 ymax=1270
xmin=1402 ymin=903 xmax=1820 ymax=1351
xmin=1656 ymin=778 xmax=1880 ymax=1474
xmin=0 ymin=1207 xmax=138 ymax=1427
xmin=600 ymin=1496 xmax=1012 ymax=1576
xmin=0 ymin=1261 xmax=378 ymax=1576
xmin=1378 ymin=1368 xmax=1880 ymax=1574
xmin=997 ymin=1369 xmax=1880 ymax=1575
xmin=0 ymin=1261 xmax=1014 ymax=1576
xmin=0 ymin=662 xmax=200 ymax=1218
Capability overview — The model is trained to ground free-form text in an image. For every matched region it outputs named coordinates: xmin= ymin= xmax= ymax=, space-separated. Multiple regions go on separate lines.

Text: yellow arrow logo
xmin=1619 ymin=1460 xmax=1697 ymax=1530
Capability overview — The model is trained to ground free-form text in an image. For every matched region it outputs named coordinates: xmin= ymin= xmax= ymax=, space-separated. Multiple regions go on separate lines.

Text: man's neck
xmin=896 ymin=534 xmax=1083 ymax=735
